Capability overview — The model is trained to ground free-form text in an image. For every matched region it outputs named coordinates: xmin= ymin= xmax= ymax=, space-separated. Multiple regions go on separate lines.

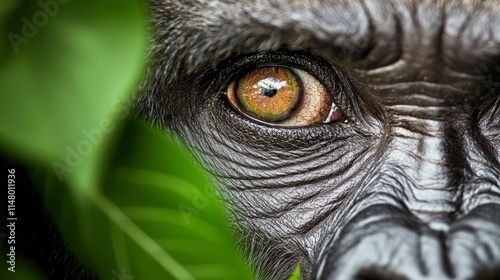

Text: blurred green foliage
xmin=0 ymin=0 xmax=146 ymax=179
xmin=31 ymin=119 xmax=255 ymax=280
xmin=0 ymin=255 xmax=43 ymax=280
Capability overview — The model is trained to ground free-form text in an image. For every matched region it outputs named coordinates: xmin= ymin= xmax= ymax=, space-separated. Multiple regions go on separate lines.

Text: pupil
xmin=261 ymin=86 xmax=278 ymax=98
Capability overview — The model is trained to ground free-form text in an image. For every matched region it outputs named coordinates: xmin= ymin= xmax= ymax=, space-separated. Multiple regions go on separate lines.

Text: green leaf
xmin=0 ymin=0 xmax=147 ymax=168
xmin=32 ymin=119 xmax=255 ymax=280
xmin=0 ymin=252 xmax=44 ymax=280
xmin=0 ymin=1 xmax=21 ymax=26
xmin=288 ymin=263 xmax=302 ymax=280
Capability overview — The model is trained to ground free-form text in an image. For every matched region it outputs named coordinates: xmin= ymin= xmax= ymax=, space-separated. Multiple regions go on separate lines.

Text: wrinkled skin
xmin=135 ymin=0 xmax=500 ymax=279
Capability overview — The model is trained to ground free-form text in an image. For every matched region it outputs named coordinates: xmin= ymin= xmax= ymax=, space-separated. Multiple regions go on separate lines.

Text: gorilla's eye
xmin=226 ymin=66 xmax=345 ymax=126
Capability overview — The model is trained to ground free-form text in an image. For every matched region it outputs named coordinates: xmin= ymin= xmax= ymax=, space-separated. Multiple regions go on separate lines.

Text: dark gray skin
xmin=135 ymin=0 xmax=500 ymax=279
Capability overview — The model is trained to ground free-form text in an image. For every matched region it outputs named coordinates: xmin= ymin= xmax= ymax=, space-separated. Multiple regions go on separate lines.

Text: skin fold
xmin=135 ymin=0 xmax=500 ymax=279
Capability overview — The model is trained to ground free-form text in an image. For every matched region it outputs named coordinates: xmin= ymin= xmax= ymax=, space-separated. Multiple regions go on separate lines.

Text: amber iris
xmin=235 ymin=67 xmax=302 ymax=122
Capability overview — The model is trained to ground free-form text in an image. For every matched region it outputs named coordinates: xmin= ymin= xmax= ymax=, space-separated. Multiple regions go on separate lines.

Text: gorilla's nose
xmin=314 ymin=204 xmax=500 ymax=280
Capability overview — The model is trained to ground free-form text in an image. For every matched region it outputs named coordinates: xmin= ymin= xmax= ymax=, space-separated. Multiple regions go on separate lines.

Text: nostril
xmin=355 ymin=268 xmax=408 ymax=280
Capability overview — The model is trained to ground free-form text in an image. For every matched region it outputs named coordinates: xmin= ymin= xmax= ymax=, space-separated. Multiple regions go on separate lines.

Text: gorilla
xmin=135 ymin=0 xmax=500 ymax=279
xmin=5 ymin=0 xmax=500 ymax=279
